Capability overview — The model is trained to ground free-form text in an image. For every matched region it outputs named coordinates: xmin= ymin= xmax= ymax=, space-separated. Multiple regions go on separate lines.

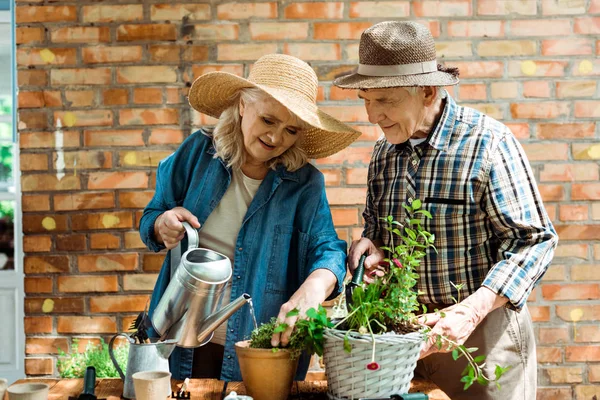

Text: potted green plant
xmin=235 ymin=306 xmax=331 ymax=400
xmin=321 ymin=200 xmax=508 ymax=399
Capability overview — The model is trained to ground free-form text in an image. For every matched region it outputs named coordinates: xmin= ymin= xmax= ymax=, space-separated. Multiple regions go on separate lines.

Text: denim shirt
xmin=140 ymin=130 xmax=347 ymax=381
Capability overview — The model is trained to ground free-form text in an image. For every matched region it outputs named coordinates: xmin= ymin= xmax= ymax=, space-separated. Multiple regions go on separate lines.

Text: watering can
xmin=108 ymin=334 xmax=176 ymax=399
xmin=151 ymin=221 xmax=252 ymax=348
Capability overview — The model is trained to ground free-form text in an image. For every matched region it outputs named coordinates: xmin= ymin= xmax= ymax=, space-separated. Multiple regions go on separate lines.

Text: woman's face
xmin=239 ymin=96 xmax=301 ymax=165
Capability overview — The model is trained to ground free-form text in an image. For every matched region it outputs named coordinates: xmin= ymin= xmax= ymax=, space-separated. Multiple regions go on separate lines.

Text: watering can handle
xmin=108 ymin=333 xmax=132 ymax=382
xmin=170 ymin=221 xmax=200 ymax=280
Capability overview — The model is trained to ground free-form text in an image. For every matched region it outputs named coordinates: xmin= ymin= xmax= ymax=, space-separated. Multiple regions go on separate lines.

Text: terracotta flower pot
xmin=234 ymin=340 xmax=300 ymax=400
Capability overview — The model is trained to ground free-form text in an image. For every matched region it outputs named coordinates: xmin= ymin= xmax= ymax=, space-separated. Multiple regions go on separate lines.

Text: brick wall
xmin=16 ymin=0 xmax=600 ymax=397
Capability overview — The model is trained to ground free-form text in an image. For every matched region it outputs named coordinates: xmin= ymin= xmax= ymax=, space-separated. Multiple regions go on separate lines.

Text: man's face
xmin=358 ymin=87 xmax=426 ymax=145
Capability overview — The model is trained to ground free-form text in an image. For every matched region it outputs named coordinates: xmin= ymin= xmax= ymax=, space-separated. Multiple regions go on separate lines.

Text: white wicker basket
xmin=323 ymin=328 xmax=424 ymax=400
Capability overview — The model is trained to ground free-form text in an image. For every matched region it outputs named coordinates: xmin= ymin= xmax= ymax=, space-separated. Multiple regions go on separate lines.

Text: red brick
xmin=182 ymin=46 xmax=210 ymax=62
xmin=320 ymin=169 xmax=342 ymax=186
xmin=102 ymin=89 xmax=129 ymax=106
xmin=572 ymin=184 xmax=600 ymax=201
xmin=16 ymin=6 xmax=77 ymax=23
xmin=78 ymin=253 xmax=139 ymax=272
xmin=55 ymin=234 xmax=86 ymax=252
xmin=331 ymin=208 xmax=359 ymax=226
xmin=119 ymin=151 xmax=172 ymax=168
xmin=150 ymin=4 xmax=210 ymax=21
xmin=575 ymin=385 xmax=600 ymax=399
xmin=326 ymin=188 xmax=368 ymax=206
xmin=508 ymin=60 xmax=567 ymax=77
xmin=90 ymin=233 xmax=121 ymax=250
xmin=542 ymin=284 xmax=600 ymax=301
xmin=510 ymin=102 xmax=569 ymax=119
xmin=25 ymin=277 xmax=53 ymax=294
xmin=511 ymin=19 xmax=572 ymax=36
xmin=54 ymin=110 xmax=113 ymax=128
xmin=573 ymin=143 xmax=600 ymax=160
xmin=571 ymin=265 xmax=600 ymax=281
xmin=22 ymin=215 xmax=68 ymax=233
xmin=123 ymin=274 xmax=158 ymax=291
xmin=539 ymin=327 xmax=570 ymax=344
xmin=16 ymin=27 xmax=45 ymax=45
xmin=447 ymin=20 xmax=504 ymax=37
xmin=148 ymin=128 xmax=185 ymax=145
xmin=285 ymin=2 xmax=343 ymax=19
xmin=575 ymin=101 xmax=600 ymax=118
xmin=284 ymin=43 xmax=341 ymax=61
xmin=148 ymin=45 xmax=181 ymax=63
xmin=346 ymin=168 xmax=368 ymax=185
xmin=185 ymin=24 xmax=239 ymax=41
xmin=143 ymin=254 xmax=165 ymax=272
xmin=88 ymin=172 xmax=146 ymax=190
xmin=556 ymin=224 xmax=600 ymax=240
xmin=124 ymin=232 xmax=145 ymax=249
xmin=18 ymin=70 xmax=48 ymax=87
xmin=117 ymin=67 xmax=178 ymax=84
xmin=217 ymin=2 xmax=277 ymax=19
xmin=50 ymin=27 xmax=110 ymax=44
xmin=54 ymin=192 xmax=115 ymax=211
xmin=542 ymin=265 xmax=566 ymax=281
xmin=25 ymin=317 xmax=52 ymax=334
xmin=20 ymin=153 xmax=48 ymax=170
xmin=83 ymin=46 xmax=143 ymax=64
xmin=574 ymin=17 xmax=600 ymax=34
xmin=537 ymin=123 xmax=596 ymax=139
xmin=349 ymin=2 xmax=409 ymax=18
xmin=529 ymin=305 xmax=551 ymax=322
xmin=523 ymin=81 xmax=551 ymax=98
xmin=57 ymin=317 xmax=117 ymax=334
xmin=542 ymin=39 xmax=593 ymax=56
xmin=119 ymin=108 xmax=179 ymax=125
xmin=118 ymin=191 xmax=155 ymax=209
xmin=65 ymin=91 xmax=96 ymax=107
xmin=574 ymin=325 xmax=600 ymax=343
xmin=522 ymin=143 xmax=569 ymax=161
xmin=559 ymin=205 xmax=589 ymax=221
xmin=89 ymin=295 xmax=149 ymax=313
xmin=23 ymin=235 xmax=52 ymax=252
xmin=22 ymin=174 xmax=80 ymax=192
xmin=491 ymin=82 xmax=518 ymax=99
xmin=541 ymin=163 xmax=599 ymax=182
xmin=537 ymin=347 xmax=563 ymax=363
xmin=82 ymin=5 xmax=143 ymax=22
xmin=477 ymin=0 xmax=537 ymax=15
xmin=58 ymin=276 xmax=118 ymax=293
xmin=25 ymin=358 xmax=53 ymax=375
xmin=446 ymin=61 xmax=503 ymax=78
xmin=51 ymin=68 xmax=111 ymax=86
xmin=591 ymin=365 xmax=600 ymax=382
xmin=117 ymin=24 xmax=177 ymax=42
xmin=18 ymin=110 xmax=47 ymax=130
xmin=314 ymin=22 xmax=372 ymax=40
xmin=544 ymin=367 xmax=583 ymax=384
xmin=217 ymin=43 xmax=278 ymax=61
xmin=542 ymin=0 xmax=587 ymax=15
xmin=250 ymin=22 xmax=308 ymax=40
xmin=457 ymin=84 xmax=486 ymax=101
xmin=413 ymin=0 xmax=471 ymax=16
xmin=555 ymin=243 xmax=589 ymax=259
xmin=26 ymin=338 xmax=69 ymax=355
xmin=24 ymin=255 xmax=70 ymax=274
xmin=84 ymin=129 xmax=145 ymax=147
xmin=557 ymin=81 xmax=597 ymax=98
xmin=25 ymin=297 xmax=84 ymax=314
xmin=133 ymin=88 xmax=162 ymax=105
xmin=536 ymin=387 xmax=573 ymax=400
xmin=71 ymin=211 xmax=133 ymax=230
xmin=566 ymin=346 xmax=600 ymax=362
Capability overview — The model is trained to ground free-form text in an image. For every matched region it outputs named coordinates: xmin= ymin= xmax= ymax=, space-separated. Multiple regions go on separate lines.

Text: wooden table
xmin=7 ymin=378 xmax=450 ymax=400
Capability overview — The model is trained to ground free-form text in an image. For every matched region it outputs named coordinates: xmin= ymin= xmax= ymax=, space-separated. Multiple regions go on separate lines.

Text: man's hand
xmin=418 ymin=287 xmax=509 ymax=359
xmin=271 ymin=269 xmax=336 ymax=347
xmin=348 ymin=237 xmax=385 ymax=283
xmin=154 ymin=207 xmax=201 ymax=250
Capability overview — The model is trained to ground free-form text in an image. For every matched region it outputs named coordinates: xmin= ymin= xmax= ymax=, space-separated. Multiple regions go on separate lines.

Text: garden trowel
xmin=69 ymin=366 xmax=105 ymax=400
xmin=345 ymin=253 xmax=366 ymax=310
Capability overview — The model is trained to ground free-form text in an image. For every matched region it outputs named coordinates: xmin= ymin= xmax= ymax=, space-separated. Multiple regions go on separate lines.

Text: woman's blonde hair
xmin=210 ymin=88 xmax=309 ymax=172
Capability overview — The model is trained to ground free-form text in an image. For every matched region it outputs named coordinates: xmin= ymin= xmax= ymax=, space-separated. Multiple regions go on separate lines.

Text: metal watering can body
xmin=151 ymin=222 xmax=251 ymax=348
xmin=108 ymin=334 xmax=176 ymax=399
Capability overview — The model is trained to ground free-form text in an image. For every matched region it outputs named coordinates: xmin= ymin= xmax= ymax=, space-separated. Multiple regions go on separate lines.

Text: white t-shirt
xmin=198 ymin=167 xmax=262 ymax=345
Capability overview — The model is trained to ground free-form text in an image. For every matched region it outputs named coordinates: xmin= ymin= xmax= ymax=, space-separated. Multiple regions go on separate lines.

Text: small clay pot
xmin=7 ymin=383 xmax=49 ymax=400
xmin=235 ymin=340 xmax=300 ymax=400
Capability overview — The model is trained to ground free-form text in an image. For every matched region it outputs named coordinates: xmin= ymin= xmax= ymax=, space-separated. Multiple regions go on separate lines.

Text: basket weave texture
xmin=323 ymin=328 xmax=424 ymax=400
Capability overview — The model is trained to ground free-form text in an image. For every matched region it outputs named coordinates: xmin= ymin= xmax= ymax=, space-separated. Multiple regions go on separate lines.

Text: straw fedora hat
xmin=188 ymin=54 xmax=361 ymax=159
xmin=334 ymin=21 xmax=459 ymax=89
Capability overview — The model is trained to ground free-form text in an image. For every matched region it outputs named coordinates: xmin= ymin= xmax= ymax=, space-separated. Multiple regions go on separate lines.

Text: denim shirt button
xmin=230 ymin=328 xmax=234 ymax=332
xmin=237 ymin=275 xmax=241 ymax=279
xmin=227 ymin=355 xmax=232 ymax=359
xmin=238 ymin=247 xmax=243 ymax=251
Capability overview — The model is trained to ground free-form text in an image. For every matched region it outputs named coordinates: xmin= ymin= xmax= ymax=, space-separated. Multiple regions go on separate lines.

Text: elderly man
xmin=335 ymin=21 xmax=558 ymax=400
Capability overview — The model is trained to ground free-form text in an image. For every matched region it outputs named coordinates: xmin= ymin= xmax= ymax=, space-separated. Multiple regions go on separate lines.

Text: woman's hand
xmin=348 ymin=237 xmax=385 ymax=283
xmin=270 ymin=269 xmax=337 ymax=347
xmin=154 ymin=207 xmax=201 ymax=250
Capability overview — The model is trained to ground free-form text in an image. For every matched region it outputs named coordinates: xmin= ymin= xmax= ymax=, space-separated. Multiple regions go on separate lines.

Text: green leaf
xmin=286 ymin=309 xmax=300 ymax=318
xmin=343 ymin=336 xmax=352 ymax=353
xmin=452 ymin=348 xmax=459 ymax=360
xmin=412 ymin=199 xmax=421 ymax=209
xmin=466 ymin=347 xmax=479 ymax=353
xmin=273 ymin=323 xmax=288 ymax=333
xmin=473 ymin=355 xmax=486 ymax=364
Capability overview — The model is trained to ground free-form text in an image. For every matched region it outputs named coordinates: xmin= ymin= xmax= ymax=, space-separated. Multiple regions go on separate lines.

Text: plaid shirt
xmin=363 ymin=93 xmax=558 ymax=310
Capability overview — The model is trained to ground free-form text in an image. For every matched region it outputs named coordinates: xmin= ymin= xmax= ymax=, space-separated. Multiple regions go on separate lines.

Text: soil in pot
xmin=234 ymin=340 xmax=300 ymax=400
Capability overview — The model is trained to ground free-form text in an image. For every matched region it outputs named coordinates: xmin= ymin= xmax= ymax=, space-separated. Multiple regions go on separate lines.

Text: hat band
xmin=357 ymin=60 xmax=437 ymax=77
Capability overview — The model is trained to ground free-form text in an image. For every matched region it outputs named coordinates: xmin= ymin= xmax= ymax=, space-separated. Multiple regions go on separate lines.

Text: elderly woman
xmin=140 ymin=54 xmax=360 ymax=382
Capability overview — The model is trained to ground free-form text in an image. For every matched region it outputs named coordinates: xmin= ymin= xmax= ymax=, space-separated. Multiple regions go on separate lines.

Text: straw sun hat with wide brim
xmin=188 ymin=54 xmax=361 ymax=159
xmin=334 ymin=21 xmax=460 ymax=89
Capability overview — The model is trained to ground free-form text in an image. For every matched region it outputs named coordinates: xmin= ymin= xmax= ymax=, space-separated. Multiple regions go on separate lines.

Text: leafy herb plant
xmin=57 ymin=338 xmax=129 ymax=378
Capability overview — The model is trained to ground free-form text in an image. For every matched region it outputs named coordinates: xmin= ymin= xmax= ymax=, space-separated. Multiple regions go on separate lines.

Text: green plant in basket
xmin=58 ymin=338 xmax=129 ymax=378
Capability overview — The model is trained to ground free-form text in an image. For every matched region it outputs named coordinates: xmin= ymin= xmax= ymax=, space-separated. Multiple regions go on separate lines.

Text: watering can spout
xmin=156 ymin=339 xmax=178 ymax=358
xmin=197 ymin=293 xmax=251 ymax=344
